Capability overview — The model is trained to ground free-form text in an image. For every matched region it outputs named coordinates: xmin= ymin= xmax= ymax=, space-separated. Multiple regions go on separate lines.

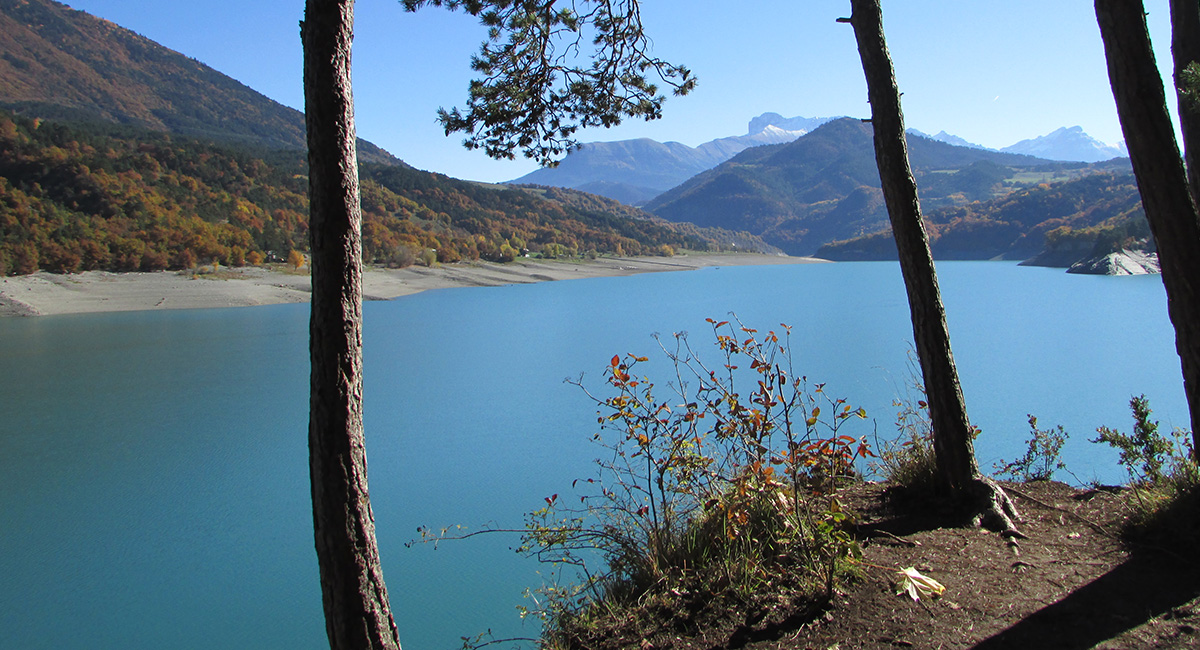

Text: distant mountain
xmin=507 ymin=113 xmax=838 ymax=203
xmin=509 ymin=138 xmax=723 ymax=205
xmin=0 ymin=0 xmax=397 ymax=164
xmin=912 ymin=126 xmax=1128 ymax=163
xmin=747 ymin=113 xmax=841 ymax=134
xmin=642 ymin=118 xmax=1107 ymax=255
xmin=908 ymin=129 xmax=990 ymax=150
xmin=1001 ymin=126 xmax=1127 ymax=163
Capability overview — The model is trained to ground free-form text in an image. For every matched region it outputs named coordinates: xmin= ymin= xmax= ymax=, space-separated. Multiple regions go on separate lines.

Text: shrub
xmin=287 ymin=249 xmax=305 ymax=270
xmin=994 ymin=414 xmax=1069 ymax=482
xmin=523 ymin=317 xmax=872 ymax=645
xmin=12 ymin=242 xmax=38 ymax=275
xmin=1093 ymin=395 xmax=1200 ymax=548
xmin=419 ymin=248 xmax=438 ymax=267
xmin=1093 ymin=395 xmax=1174 ymax=484
xmin=139 ymin=249 xmax=169 ymax=271
xmin=173 ymin=248 xmax=197 ymax=270
xmin=497 ymin=242 xmax=518 ymax=262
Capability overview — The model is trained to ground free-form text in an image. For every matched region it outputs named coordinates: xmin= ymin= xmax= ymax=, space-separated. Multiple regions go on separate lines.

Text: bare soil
xmin=598 ymin=481 xmax=1200 ymax=650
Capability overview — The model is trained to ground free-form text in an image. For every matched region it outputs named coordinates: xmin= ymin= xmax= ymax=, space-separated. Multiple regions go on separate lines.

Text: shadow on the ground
xmin=857 ymin=489 xmax=963 ymax=539
xmin=972 ymin=489 xmax=1200 ymax=649
xmin=860 ymin=485 xmax=1200 ymax=649
xmin=970 ymin=548 xmax=1200 ymax=649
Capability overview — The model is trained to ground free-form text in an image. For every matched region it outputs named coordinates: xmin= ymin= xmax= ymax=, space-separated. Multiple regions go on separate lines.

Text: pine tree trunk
xmin=844 ymin=0 xmax=976 ymax=491
xmin=302 ymin=0 xmax=402 ymax=648
xmin=843 ymin=0 xmax=1020 ymax=533
xmin=1097 ymin=0 xmax=1200 ymax=452
xmin=1170 ymin=0 xmax=1200 ymax=203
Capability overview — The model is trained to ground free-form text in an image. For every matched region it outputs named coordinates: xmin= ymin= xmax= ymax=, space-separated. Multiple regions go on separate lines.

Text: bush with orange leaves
xmin=521 ymin=317 xmax=873 ymax=642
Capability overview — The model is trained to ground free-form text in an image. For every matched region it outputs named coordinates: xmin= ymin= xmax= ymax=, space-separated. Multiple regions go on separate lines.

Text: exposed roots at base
xmin=967 ymin=475 xmax=1026 ymax=545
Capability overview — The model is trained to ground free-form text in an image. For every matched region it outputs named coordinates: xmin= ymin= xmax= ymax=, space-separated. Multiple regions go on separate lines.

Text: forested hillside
xmin=0 ymin=112 xmax=756 ymax=275
xmin=815 ymin=172 xmax=1147 ymax=263
xmin=0 ymin=0 xmax=396 ymax=162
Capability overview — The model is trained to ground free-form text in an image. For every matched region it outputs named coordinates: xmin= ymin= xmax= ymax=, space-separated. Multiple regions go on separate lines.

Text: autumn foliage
xmin=0 ymin=111 xmax=745 ymax=276
xmin=0 ymin=112 xmax=304 ymax=274
xmin=524 ymin=319 xmax=872 ymax=644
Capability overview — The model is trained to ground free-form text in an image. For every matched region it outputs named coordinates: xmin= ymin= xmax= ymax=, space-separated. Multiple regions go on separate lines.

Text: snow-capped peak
xmin=1001 ymin=126 xmax=1127 ymax=163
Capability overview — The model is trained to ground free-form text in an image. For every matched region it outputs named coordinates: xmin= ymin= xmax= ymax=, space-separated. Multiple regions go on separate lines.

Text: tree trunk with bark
xmin=302 ymin=0 xmax=402 ymax=648
xmin=1097 ymin=0 xmax=1200 ymax=453
xmin=842 ymin=0 xmax=1020 ymax=533
xmin=1171 ymin=0 xmax=1200 ymax=203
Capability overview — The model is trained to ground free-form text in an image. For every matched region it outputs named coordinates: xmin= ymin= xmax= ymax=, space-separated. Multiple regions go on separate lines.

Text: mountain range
xmin=916 ymin=126 xmax=1128 ymax=163
xmin=509 ymin=114 xmax=837 ymax=204
xmin=641 ymin=118 xmax=1130 ymax=255
xmin=512 ymin=117 xmax=1129 ymax=205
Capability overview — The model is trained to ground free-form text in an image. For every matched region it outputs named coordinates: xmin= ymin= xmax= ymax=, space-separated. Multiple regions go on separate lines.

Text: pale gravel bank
xmin=0 ymin=254 xmax=827 ymax=317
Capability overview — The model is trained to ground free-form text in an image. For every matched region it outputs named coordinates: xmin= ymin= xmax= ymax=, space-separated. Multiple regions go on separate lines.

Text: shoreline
xmin=0 ymin=254 xmax=827 ymax=318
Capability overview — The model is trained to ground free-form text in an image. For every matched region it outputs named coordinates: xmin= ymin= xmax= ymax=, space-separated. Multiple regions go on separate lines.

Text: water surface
xmin=0 ymin=261 xmax=1186 ymax=649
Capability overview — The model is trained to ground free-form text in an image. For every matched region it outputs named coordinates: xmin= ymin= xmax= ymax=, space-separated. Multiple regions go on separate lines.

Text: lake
xmin=0 ymin=261 xmax=1187 ymax=649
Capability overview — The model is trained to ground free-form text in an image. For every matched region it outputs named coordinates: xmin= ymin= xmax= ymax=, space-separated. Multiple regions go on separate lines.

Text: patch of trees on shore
xmin=0 ymin=112 xmax=746 ymax=275
xmin=815 ymin=172 xmax=1148 ymax=264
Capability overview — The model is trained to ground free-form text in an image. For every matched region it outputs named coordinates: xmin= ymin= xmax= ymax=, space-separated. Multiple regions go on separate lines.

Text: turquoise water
xmin=0 ymin=261 xmax=1186 ymax=649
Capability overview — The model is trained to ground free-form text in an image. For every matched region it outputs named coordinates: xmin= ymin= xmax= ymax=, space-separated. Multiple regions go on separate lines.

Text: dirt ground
xmin=724 ymin=481 xmax=1200 ymax=650
xmin=592 ymin=481 xmax=1200 ymax=650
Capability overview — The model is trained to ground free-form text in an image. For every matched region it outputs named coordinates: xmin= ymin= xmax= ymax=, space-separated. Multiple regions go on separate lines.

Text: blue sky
xmin=60 ymin=0 xmax=1176 ymax=183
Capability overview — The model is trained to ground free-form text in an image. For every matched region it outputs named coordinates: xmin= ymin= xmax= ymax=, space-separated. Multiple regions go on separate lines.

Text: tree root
xmin=966 ymin=475 xmax=1026 ymax=545
xmin=1004 ymin=485 xmax=1118 ymax=541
